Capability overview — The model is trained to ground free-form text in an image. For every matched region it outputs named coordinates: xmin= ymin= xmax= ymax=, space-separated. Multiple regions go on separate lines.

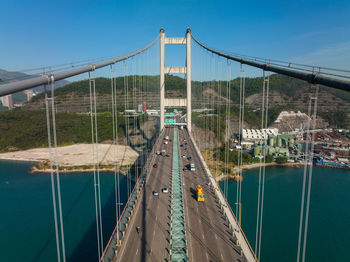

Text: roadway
xmin=178 ymin=128 xmax=246 ymax=262
xmin=115 ymin=126 xmax=246 ymax=262
xmin=115 ymin=127 xmax=174 ymax=262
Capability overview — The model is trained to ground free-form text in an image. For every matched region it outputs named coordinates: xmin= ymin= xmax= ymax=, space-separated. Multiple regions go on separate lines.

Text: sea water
xmin=0 ymin=160 xmax=132 ymax=262
xmin=220 ymin=166 xmax=350 ymax=262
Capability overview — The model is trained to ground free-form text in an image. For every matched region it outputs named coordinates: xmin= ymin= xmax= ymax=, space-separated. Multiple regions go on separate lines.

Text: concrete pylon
xmin=159 ymin=28 xmax=191 ymax=133
xmin=186 ymin=28 xmax=192 ymax=132
xmin=160 ymin=28 xmax=165 ymax=131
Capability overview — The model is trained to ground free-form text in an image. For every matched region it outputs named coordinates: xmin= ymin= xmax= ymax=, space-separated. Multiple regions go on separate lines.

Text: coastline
xmin=0 ymin=143 xmax=139 ymax=174
xmin=215 ymin=162 xmax=308 ymax=182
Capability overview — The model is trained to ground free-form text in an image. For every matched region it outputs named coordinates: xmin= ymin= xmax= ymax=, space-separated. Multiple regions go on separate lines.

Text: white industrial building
xmin=242 ymin=128 xmax=279 ymax=141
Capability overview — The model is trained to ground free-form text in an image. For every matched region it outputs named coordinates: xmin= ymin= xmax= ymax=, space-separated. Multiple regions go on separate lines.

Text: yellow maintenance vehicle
xmin=196 ymin=185 xmax=205 ymax=202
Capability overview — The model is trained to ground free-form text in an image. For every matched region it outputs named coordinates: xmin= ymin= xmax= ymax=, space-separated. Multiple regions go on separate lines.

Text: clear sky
xmin=1 ymin=0 xmax=350 ymax=72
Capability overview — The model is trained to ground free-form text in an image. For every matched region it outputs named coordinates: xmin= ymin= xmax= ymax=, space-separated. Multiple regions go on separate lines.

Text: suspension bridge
xmin=0 ymin=28 xmax=350 ymax=262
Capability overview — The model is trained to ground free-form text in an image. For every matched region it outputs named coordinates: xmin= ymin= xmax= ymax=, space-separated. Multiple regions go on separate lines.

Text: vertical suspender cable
xmin=297 ymin=81 xmax=319 ymax=262
xmin=110 ymin=64 xmax=119 ymax=231
xmin=215 ymin=56 xmax=219 ymax=178
xmin=50 ymin=77 xmax=67 ymax=262
xmin=258 ymin=71 xmax=270 ymax=259
xmin=237 ymin=64 xmax=246 ymax=242
xmin=92 ymin=70 xmax=104 ymax=259
xmin=88 ymin=70 xmax=102 ymax=260
xmin=225 ymin=60 xmax=232 ymax=199
xmin=44 ymin=84 xmax=61 ymax=262
xmin=236 ymin=64 xmax=243 ymax=217
xmin=255 ymin=70 xmax=266 ymax=258
xmin=239 ymin=65 xmax=246 ymax=213
xmin=297 ymin=97 xmax=312 ymax=262
xmin=302 ymin=84 xmax=319 ymax=262
xmin=227 ymin=61 xmax=232 ymax=200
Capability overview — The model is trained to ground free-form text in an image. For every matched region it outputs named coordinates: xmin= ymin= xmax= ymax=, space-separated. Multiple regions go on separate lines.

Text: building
xmin=242 ymin=128 xmax=278 ymax=142
xmin=1 ymin=95 xmax=13 ymax=109
xmin=146 ymin=109 xmax=160 ymax=116
xmin=24 ymin=90 xmax=34 ymax=102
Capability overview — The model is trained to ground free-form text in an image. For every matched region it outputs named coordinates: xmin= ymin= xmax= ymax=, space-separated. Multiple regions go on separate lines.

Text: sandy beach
xmin=0 ymin=143 xmax=139 ymax=173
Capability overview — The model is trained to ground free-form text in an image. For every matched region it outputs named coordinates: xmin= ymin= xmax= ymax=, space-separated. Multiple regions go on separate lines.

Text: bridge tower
xmin=160 ymin=28 xmax=192 ymax=132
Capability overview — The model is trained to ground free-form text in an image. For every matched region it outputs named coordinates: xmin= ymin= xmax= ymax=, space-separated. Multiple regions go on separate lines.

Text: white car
xmin=182 ymin=155 xmax=186 ymax=158
xmin=153 ymin=190 xmax=159 ymax=196
xmin=161 ymin=188 xmax=168 ymax=193
xmin=164 ymin=141 xmax=168 ymax=145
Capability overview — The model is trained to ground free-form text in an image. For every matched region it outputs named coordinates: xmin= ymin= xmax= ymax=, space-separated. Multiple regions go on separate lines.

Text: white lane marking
xmin=221 ymin=252 xmax=224 ymax=261
xmin=136 ymin=248 xmax=139 ymax=255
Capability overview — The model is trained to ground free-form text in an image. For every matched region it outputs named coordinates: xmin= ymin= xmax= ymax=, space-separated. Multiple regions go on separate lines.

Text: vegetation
xmin=318 ymin=110 xmax=349 ymax=128
xmin=0 ymin=104 xmax=8 ymax=111
xmin=276 ymin=156 xmax=288 ymax=164
xmin=214 ymin=147 xmax=260 ymax=165
xmin=0 ymin=109 xmax=147 ymax=152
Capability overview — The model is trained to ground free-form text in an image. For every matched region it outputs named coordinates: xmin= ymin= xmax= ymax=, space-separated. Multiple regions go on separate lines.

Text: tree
xmin=276 ymin=156 xmax=288 ymax=164
xmin=265 ymin=155 xmax=274 ymax=163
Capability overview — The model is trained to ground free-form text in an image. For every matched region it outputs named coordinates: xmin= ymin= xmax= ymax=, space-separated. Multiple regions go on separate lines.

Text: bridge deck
xmin=179 ymin=129 xmax=246 ymax=262
xmin=115 ymin=127 xmax=247 ymax=262
xmin=115 ymin=128 xmax=173 ymax=262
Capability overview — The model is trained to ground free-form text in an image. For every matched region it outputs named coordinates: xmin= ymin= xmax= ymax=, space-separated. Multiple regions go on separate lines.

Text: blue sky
xmin=1 ymin=0 xmax=350 ymax=73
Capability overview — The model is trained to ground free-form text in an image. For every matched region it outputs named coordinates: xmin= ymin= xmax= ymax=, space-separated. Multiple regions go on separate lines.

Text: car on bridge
xmin=190 ymin=163 xmax=195 ymax=171
xmin=161 ymin=188 xmax=168 ymax=193
xmin=153 ymin=164 xmax=158 ymax=168
xmin=183 ymin=167 xmax=188 ymax=172
xmin=153 ymin=190 xmax=159 ymax=196
xmin=188 ymin=156 xmax=192 ymax=160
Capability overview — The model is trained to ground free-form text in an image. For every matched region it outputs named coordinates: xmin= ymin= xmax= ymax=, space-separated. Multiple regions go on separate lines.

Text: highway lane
xmin=115 ymin=128 xmax=174 ymax=262
xmin=179 ymin=128 xmax=246 ymax=262
xmin=115 ymin=126 xmax=246 ymax=262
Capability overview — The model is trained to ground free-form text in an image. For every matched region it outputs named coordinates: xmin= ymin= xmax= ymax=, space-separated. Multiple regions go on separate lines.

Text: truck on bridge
xmin=196 ymin=185 xmax=205 ymax=202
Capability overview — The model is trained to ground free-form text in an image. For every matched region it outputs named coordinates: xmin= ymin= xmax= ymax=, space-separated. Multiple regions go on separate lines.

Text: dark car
xmin=188 ymin=156 xmax=192 ymax=161
xmin=153 ymin=164 xmax=158 ymax=168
